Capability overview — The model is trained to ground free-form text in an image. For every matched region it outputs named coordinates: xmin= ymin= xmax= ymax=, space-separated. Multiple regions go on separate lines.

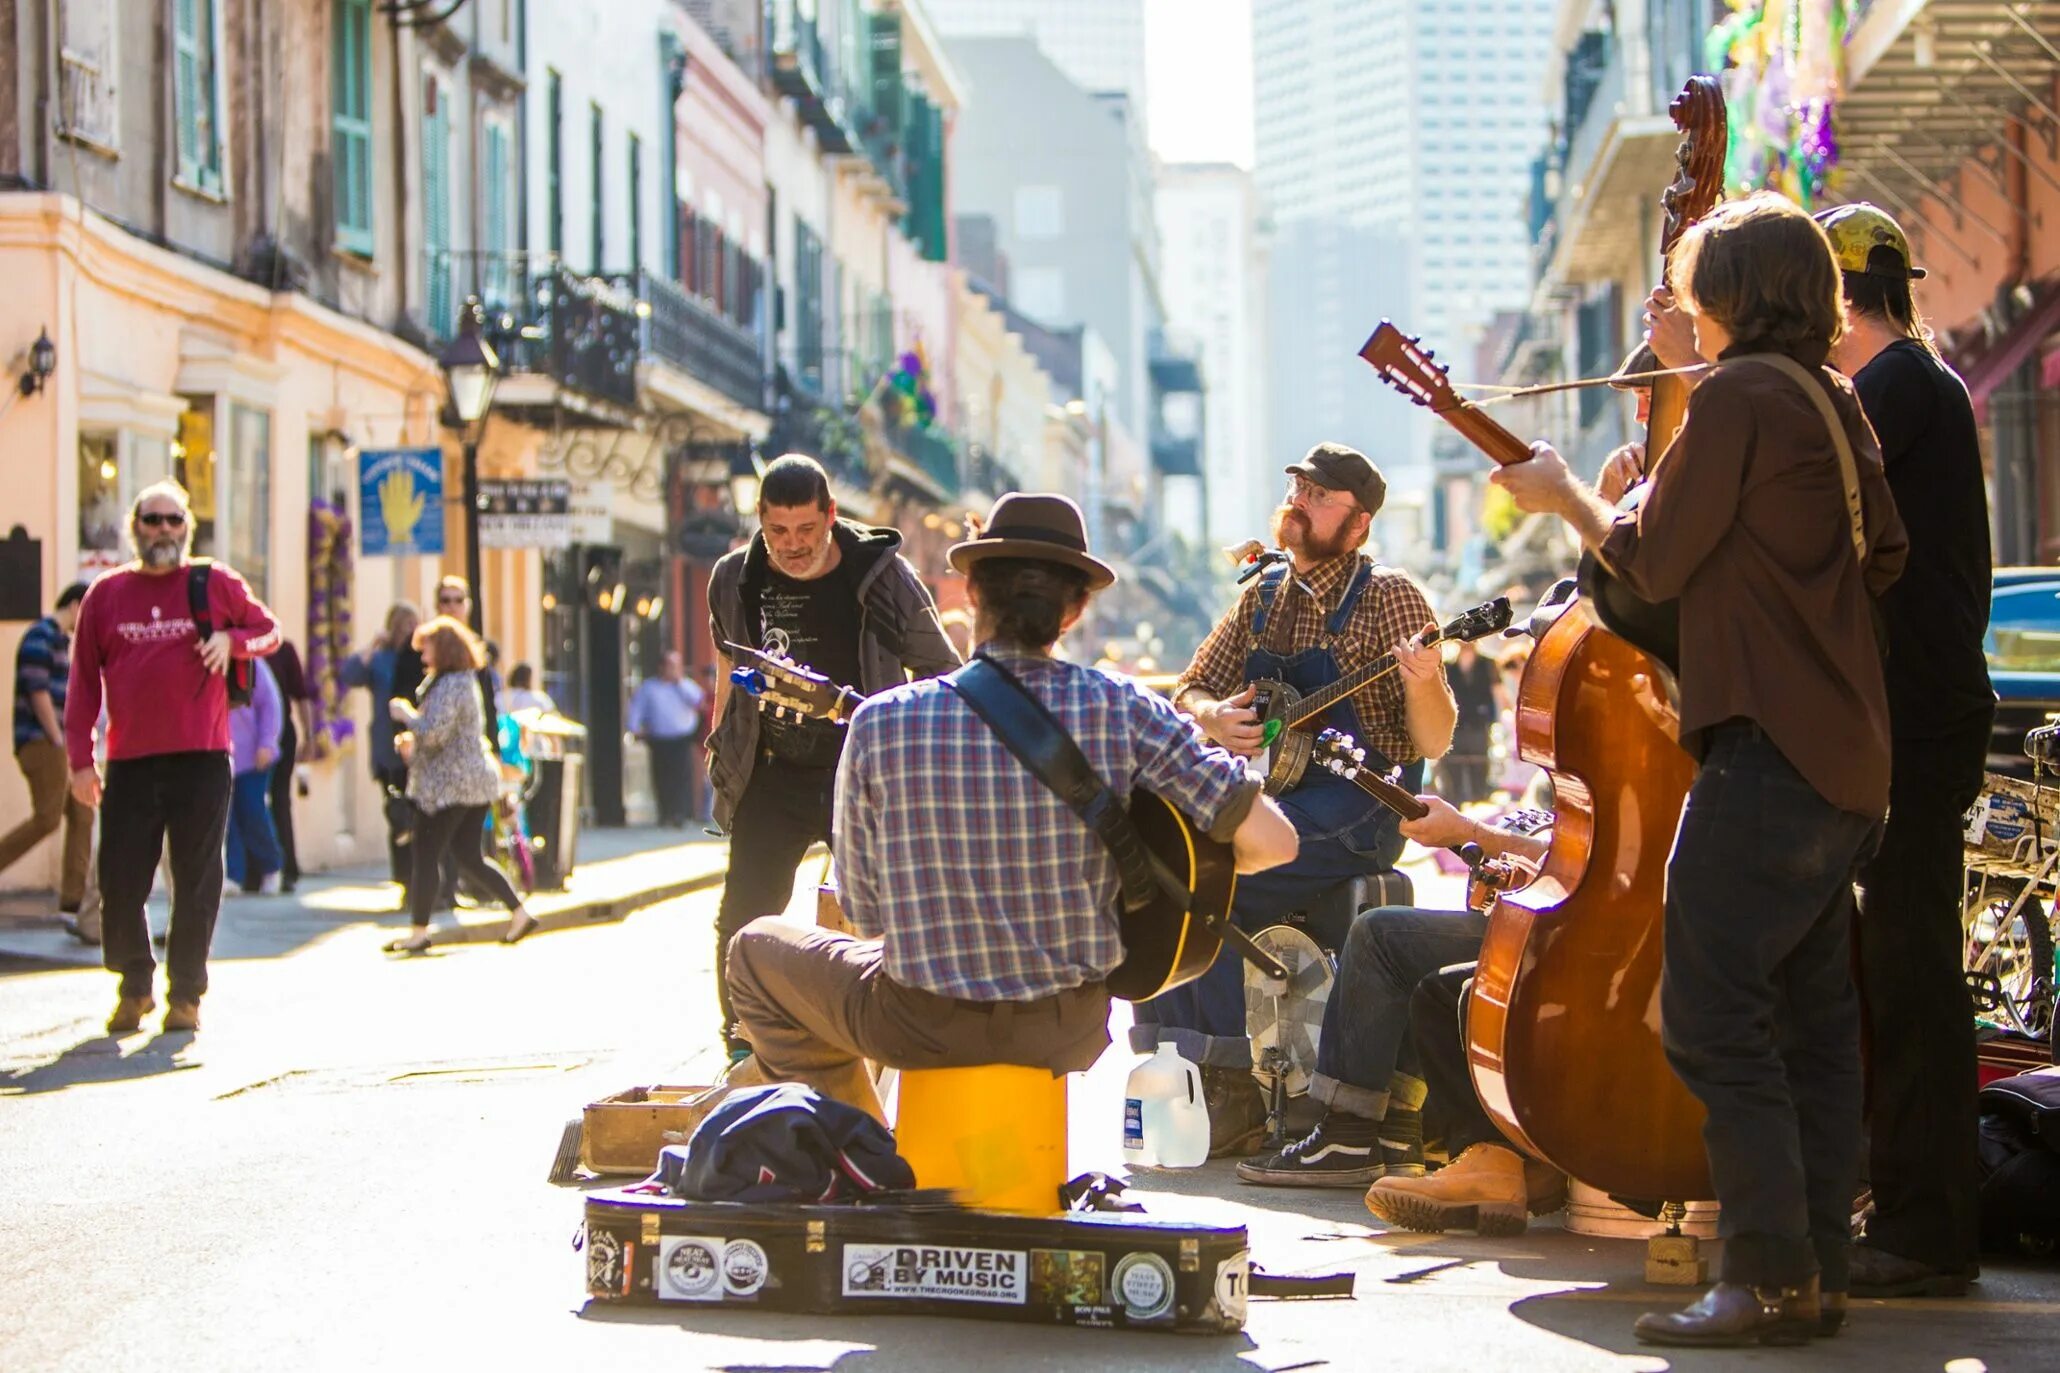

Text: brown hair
xmin=412 ymin=615 xmax=487 ymax=673
xmin=1670 ymin=192 xmax=1846 ymax=355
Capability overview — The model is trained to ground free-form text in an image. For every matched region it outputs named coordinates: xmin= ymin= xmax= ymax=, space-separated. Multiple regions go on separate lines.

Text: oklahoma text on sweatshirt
xmin=65 ymin=561 xmax=281 ymax=772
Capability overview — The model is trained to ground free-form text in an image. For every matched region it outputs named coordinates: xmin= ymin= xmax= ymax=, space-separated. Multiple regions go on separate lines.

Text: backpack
xmin=1976 ymin=1066 xmax=2060 ymax=1258
xmin=186 ymin=559 xmax=255 ymax=707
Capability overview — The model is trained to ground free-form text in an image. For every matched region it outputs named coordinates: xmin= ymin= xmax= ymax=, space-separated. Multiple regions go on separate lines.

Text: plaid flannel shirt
xmin=1175 ymin=551 xmax=1439 ymax=765
xmin=833 ymin=646 xmax=1262 ymax=1001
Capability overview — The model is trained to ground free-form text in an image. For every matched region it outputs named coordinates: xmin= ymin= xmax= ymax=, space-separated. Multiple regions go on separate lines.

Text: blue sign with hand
xmin=359 ymin=447 xmax=446 ymax=557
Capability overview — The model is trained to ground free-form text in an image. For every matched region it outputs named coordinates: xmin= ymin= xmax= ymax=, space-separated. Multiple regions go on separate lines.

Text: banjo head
xmin=1247 ymin=677 xmax=1311 ymax=794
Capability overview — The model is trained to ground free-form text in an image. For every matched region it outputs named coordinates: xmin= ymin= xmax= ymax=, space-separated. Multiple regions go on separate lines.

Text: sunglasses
xmin=137 ymin=512 xmax=187 ymax=529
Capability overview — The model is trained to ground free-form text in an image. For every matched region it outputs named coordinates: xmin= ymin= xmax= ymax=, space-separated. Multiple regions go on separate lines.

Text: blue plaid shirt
xmin=13 ymin=615 xmax=68 ymax=751
xmin=833 ymin=645 xmax=1262 ymax=1001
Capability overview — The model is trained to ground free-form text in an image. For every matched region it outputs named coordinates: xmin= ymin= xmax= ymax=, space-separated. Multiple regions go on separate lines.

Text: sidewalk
xmin=0 ymin=825 xmax=735 ymax=968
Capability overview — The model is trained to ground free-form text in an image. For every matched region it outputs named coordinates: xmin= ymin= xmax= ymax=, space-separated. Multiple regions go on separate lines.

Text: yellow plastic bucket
xmin=894 ymin=1064 xmax=1069 ymax=1215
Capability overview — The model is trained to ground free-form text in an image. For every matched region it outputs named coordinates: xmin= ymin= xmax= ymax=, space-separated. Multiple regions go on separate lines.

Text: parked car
xmin=1988 ymin=572 xmax=2060 ymax=776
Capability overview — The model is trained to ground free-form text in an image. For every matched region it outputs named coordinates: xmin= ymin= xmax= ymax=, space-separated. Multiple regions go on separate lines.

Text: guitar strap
xmin=1249 ymin=560 xmax=1292 ymax=643
xmin=1727 ymin=353 xmax=1868 ymax=560
xmin=945 ymin=656 xmax=1175 ymax=916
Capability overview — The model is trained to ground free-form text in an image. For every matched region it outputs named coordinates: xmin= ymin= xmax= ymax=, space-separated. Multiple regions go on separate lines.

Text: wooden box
xmin=581 ymin=1085 xmax=721 ymax=1175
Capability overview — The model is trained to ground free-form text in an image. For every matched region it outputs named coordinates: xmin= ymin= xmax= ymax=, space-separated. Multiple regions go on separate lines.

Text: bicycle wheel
xmin=1964 ymin=873 xmax=2055 ymax=1039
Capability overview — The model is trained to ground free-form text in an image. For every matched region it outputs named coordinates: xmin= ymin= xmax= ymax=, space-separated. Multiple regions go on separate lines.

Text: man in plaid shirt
xmin=724 ymin=494 xmax=1298 ymax=1118
xmin=1136 ymin=442 xmax=1457 ymax=1155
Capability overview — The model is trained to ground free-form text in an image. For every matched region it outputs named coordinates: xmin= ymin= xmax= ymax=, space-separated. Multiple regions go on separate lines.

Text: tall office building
xmin=923 ymin=0 xmax=1149 ymax=116
xmin=1158 ymin=164 xmax=1271 ymax=547
xmin=1254 ymin=0 xmax=1555 ymax=482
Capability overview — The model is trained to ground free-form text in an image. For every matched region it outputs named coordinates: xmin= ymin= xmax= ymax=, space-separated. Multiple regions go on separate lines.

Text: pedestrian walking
xmin=384 ymin=615 xmax=537 ymax=953
xmin=341 ymin=601 xmax=421 ymax=889
xmin=265 ymin=639 xmax=315 ymax=891
xmin=224 ymin=658 xmax=286 ymax=895
xmin=65 ymin=481 xmax=280 ymax=1035
xmin=1441 ymin=639 xmax=1501 ymax=803
xmin=498 ymin=661 xmax=554 ymax=715
xmin=0 ymin=581 xmax=92 ymax=914
xmin=628 ymin=650 xmax=706 ymax=828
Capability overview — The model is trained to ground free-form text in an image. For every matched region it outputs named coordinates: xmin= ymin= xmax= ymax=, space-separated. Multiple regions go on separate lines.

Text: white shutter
xmin=58 ymin=0 xmax=119 ymax=151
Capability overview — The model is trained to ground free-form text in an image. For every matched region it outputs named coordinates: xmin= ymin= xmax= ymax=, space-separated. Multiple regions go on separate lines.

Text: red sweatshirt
xmin=65 ymin=561 xmax=281 ymax=771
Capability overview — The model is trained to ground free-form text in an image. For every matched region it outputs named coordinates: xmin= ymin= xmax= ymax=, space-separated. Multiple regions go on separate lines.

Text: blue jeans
xmin=1130 ymin=787 xmax=1405 ymax=1067
xmin=1307 ymin=906 xmax=1488 ymax=1120
xmin=224 ymin=767 xmax=283 ymax=888
xmin=1660 ymin=722 xmax=1877 ymax=1289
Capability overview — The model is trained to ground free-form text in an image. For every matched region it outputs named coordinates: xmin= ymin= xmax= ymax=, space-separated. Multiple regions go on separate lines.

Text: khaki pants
xmin=726 ymin=916 xmax=1113 ymax=1092
xmin=0 ymin=739 xmax=92 ymax=906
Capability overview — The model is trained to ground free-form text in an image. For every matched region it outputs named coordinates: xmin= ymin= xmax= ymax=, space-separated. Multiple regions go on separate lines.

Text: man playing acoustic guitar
xmin=723 ymin=494 xmax=1298 ymax=1118
xmin=1137 ymin=442 xmax=1457 ymax=1155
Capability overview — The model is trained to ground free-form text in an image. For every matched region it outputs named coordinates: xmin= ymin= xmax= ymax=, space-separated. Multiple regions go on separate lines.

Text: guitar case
xmin=579 ymin=1190 xmax=1250 ymax=1333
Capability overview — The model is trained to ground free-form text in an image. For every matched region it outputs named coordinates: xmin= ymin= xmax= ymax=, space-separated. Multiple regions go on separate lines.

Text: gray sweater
xmin=398 ymin=673 xmax=502 ymax=814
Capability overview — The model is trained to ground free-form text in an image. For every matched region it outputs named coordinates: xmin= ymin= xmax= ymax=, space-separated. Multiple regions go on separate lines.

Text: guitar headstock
xmin=1358 ymin=322 xmax=1462 ymax=416
xmin=1425 ymin=597 xmax=1514 ymax=649
xmin=1313 ymin=728 xmax=1367 ymax=779
xmin=725 ymin=642 xmax=856 ymax=723
xmin=1660 ymin=75 xmax=1727 ymax=259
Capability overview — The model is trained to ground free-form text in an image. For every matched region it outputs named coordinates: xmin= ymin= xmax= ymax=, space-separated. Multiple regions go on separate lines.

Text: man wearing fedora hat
xmin=1642 ymin=205 xmax=1993 ymax=1298
xmin=1138 ymin=441 xmax=1457 ymax=1156
xmin=705 ymin=454 xmax=961 ymax=1061
xmin=722 ymin=493 xmax=1298 ymax=1113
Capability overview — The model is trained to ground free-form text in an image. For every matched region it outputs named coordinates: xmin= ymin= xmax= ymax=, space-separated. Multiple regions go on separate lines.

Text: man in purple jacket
xmin=225 ymin=658 xmax=284 ymax=895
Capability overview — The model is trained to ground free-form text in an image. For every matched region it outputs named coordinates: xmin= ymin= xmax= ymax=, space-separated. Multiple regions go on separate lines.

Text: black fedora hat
xmin=946 ymin=492 xmax=1116 ymax=589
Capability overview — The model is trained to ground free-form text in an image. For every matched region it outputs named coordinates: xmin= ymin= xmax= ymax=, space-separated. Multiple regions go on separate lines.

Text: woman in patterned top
xmin=385 ymin=616 xmax=536 ymax=953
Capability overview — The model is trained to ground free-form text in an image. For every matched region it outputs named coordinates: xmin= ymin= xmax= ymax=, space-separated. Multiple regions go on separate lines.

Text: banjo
xmin=1246 ymin=597 xmax=1511 ymax=794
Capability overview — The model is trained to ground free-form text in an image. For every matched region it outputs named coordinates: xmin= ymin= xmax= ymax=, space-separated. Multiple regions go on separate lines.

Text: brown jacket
xmin=1600 ymin=346 xmax=1908 ymax=818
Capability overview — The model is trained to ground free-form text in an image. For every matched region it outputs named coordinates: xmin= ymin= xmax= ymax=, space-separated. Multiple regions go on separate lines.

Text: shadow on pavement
xmin=1 ymin=1033 xmax=202 ymax=1095
xmin=575 ymin=1304 xmax=1266 ymax=1370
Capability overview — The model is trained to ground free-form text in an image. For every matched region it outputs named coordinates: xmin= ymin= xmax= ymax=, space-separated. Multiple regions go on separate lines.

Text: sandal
xmin=384 ymin=930 xmax=434 ymax=955
xmin=502 ymin=912 xmax=539 ymax=945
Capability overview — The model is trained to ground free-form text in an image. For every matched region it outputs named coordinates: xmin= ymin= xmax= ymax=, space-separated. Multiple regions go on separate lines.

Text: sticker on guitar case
xmin=722 ymin=1238 xmax=769 ymax=1298
xmin=657 ymin=1236 xmax=726 ymax=1302
xmin=1112 ymin=1251 xmax=1175 ymax=1321
xmin=843 ymin=1243 xmax=1027 ymax=1304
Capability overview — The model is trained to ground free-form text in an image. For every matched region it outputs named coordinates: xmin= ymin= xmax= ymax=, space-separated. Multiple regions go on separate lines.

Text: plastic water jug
xmin=1123 ymin=1043 xmax=1209 ymax=1168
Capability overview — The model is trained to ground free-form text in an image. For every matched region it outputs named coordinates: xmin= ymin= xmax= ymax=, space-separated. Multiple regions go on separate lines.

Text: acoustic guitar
xmin=1248 ymin=598 xmax=1513 ymax=794
xmin=725 ymin=642 xmax=1269 ymax=1001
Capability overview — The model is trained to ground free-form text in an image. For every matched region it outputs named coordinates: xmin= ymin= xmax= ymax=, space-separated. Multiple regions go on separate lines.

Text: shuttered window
xmin=627 ymin=132 xmax=643 ymax=272
xmin=422 ymin=71 xmax=453 ymax=336
xmin=174 ymin=0 xmax=224 ymax=192
xmin=482 ymin=120 xmax=513 ymax=309
xmin=57 ymin=0 xmax=119 ymax=151
xmin=332 ymin=0 xmax=374 ymax=255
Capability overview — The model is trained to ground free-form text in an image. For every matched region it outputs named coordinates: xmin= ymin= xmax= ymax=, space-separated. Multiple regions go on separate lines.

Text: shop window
xmin=229 ymin=404 xmax=273 ymax=601
xmin=78 ymin=436 xmax=124 ymax=575
xmin=175 ymin=401 xmax=221 ymax=561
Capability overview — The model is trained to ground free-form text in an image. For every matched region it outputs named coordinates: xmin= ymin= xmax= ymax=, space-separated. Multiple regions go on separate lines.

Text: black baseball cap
xmin=1285 ymin=442 xmax=1387 ymax=518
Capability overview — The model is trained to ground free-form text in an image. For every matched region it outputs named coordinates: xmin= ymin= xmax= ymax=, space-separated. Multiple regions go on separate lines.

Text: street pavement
xmin=3 ymin=845 xmax=2059 ymax=1371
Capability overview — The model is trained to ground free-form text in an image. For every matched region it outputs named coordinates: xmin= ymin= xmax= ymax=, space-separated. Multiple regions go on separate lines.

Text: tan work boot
xmin=163 ymin=1000 xmax=201 ymax=1033
xmin=106 ymin=994 xmax=156 ymax=1035
xmin=1366 ymin=1142 xmax=1544 ymax=1237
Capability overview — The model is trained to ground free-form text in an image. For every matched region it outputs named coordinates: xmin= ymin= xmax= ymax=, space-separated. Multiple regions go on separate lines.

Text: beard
xmin=1271 ymin=504 xmax=1357 ymax=563
xmin=134 ymin=531 xmax=188 ymax=569
xmin=773 ymin=538 xmax=834 ymax=579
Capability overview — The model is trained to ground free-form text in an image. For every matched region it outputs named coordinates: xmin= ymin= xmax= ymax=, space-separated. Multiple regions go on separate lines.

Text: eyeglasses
xmin=1286 ymin=476 xmax=1354 ymax=510
xmin=137 ymin=512 xmax=187 ymax=529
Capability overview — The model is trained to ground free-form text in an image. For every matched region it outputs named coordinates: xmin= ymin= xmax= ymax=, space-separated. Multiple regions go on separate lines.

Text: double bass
xmin=1357 ymin=77 xmax=1726 ymax=1204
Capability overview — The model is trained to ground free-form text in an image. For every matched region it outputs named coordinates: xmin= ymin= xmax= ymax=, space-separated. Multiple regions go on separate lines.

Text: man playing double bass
xmin=1136 ymin=442 xmax=1456 ymax=1155
xmin=1496 ymin=194 xmax=1907 ymax=1346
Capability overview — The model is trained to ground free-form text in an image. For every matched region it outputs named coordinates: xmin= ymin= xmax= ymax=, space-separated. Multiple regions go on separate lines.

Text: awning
xmin=1952 ymin=277 xmax=2060 ymax=420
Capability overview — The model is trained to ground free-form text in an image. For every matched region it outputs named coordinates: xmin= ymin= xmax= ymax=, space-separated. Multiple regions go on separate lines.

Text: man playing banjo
xmin=1136 ymin=441 xmax=1456 ymax=1155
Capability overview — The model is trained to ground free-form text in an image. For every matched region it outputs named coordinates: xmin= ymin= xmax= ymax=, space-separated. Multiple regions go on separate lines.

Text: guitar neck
xmin=1341 ymin=765 xmax=1430 ymax=822
xmin=1433 ymin=399 xmax=1532 ymax=468
xmin=1287 ymin=652 xmax=1396 ymax=727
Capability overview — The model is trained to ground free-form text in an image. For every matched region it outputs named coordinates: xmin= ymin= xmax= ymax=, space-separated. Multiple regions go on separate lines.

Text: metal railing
xmin=429 ymin=250 xmax=641 ymax=410
xmin=613 ymin=269 xmax=766 ymax=413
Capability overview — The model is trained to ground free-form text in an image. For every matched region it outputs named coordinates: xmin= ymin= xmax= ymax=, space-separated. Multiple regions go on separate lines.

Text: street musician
xmin=1135 ymin=442 xmax=1456 ymax=1156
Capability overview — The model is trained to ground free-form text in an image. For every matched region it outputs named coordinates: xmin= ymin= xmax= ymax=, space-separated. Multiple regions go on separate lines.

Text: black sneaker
xmin=1200 ymin=1064 xmax=1270 ymax=1158
xmin=1237 ymin=1113 xmax=1383 ymax=1187
xmin=1378 ymin=1104 xmax=1428 ymax=1180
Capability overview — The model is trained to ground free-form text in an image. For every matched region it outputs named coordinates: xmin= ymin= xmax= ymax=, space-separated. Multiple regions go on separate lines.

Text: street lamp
xmin=439 ymin=296 xmax=500 ymax=634
xmin=728 ymin=447 xmax=763 ymax=518
xmin=17 ymin=327 xmax=55 ymax=397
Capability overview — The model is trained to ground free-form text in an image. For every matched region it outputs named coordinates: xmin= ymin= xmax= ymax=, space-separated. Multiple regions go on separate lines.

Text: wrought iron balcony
xmin=770 ymin=0 xmax=857 ymax=154
xmin=430 ymin=251 xmax=641 ymax=412
xmin=888 ymin=423 xmax=960 ymax=499
xmin=613 ymin=269 xmax=766 ymax=413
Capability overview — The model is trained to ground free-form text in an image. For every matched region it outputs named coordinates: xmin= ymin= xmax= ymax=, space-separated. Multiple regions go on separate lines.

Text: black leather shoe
xmin=1633 ymin=1279 xmax=1821 ymax=1348
xmin=1818 ymin=1290 xmax=1847 ymax=1336
xmin=1849 ymin=1244 xmax=1972 ymax=1297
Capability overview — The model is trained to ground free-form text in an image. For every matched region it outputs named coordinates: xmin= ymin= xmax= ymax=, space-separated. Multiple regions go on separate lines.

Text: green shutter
xmin=628 ymin=132 xmax=643 ymax=272
xmin=332 ymin=0 xmax=374 ymax=255
xmin=423 ymin=74 xmax=452 ymax=335
xmin=484 ymin=122 xmax=511 ymax=306
xmin=174 ymin=0 xmax=201 ymax=181
xmin=868 ymin=12 xmax=903 ymax=135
